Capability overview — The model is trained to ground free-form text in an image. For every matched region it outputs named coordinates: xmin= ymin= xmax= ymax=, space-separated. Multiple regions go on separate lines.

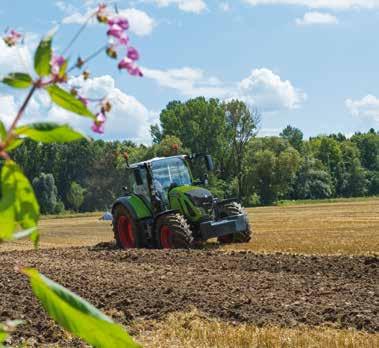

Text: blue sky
xmin=0 ymin=0 xmax=379 ymax=143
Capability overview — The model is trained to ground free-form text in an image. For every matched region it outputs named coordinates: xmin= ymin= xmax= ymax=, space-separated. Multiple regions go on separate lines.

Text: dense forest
xmin=12 ymin=97 xmax=379 ymax=214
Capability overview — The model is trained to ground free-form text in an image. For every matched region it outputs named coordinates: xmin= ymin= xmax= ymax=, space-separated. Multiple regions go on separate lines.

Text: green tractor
xmin=112 ymin=154 xmax=252 ymax=249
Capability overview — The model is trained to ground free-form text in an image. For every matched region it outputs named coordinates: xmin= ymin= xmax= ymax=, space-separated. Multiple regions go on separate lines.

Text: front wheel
xmin=113 ymin=205 xmax=144 ymax=249
xmin=217 ymin=202 xmax=252 ymax=244
xmin=155 ymin=213 xmax=194 ymax=249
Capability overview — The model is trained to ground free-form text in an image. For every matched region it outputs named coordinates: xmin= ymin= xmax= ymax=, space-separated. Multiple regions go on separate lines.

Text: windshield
xmin=152 ymin=157 xmax=192 ymax=191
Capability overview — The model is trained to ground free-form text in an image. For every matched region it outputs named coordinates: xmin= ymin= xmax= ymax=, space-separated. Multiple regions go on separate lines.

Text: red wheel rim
xmin=118 ymin=216 xmax=136 ymax=248
xmin=160 ymin=225 xmax=172 ymax=249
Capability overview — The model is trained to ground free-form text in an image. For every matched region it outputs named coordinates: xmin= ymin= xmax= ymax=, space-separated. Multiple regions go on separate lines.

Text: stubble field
xmin=1 ymin=199 xmax=378 ymax=347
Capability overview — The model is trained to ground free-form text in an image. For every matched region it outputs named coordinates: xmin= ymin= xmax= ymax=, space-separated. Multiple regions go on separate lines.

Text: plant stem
xmin=67 ymin=45 xmax=107 ymax=73
xmin=4 ymin=83 xmax=37 ymax=147
xmin=61 ymin=14 xmax=94 ymax=56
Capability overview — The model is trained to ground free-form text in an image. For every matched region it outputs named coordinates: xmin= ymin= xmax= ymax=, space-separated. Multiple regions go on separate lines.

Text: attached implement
xmin=112 ymin=154 xmax=252 ymax=249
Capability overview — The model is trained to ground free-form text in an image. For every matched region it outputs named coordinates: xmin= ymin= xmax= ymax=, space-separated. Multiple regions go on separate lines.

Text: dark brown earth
xmin=0 ymin=244 xmax=378 ymax=346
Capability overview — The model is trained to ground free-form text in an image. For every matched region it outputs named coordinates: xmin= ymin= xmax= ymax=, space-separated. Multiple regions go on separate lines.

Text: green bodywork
xmin=168 ymin=186 xmax=205 ymax=222
xmin=123 ymin=186 xmax=206 ymax=223
xmin=124 ymin=195 xmax=151 ymax=219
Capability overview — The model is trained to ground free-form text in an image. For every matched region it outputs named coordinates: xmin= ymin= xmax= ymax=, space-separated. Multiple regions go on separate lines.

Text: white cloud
xmin=346 ymin=95 xmax=379 ymax=123
xmin=1 ymin=75 xmax=157 ymax=144
xmin=0 ymin=95 xmax=17 ymax=126
xmin=146 ymin=0 xmax=207 ymax=13
xmin=142 ymin=67 xmax=230 ymax=98
xmin=243 ymin=0 xmax=379 ymax=10
xmin=61 ymin=6 xmax=155 ymax=36
xmin=143 ymin=66 xmax=306 ymax=111
xmin=0 ymin=38 xmax=33 ymax=76
xmin=237 ymin=68 xmax=306 ymax=110
xmin=219 ymin=2 xmax=231 ymax=11
xmin=55 ymin=75 xmax=157 ymax=143
xmin=296 ymin=12 xmax=338 ymax=25
xmin=118 ymin=9 xmax=156 ymax=36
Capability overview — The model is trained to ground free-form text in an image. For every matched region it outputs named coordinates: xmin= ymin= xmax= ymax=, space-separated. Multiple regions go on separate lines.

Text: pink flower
xmin=97 ymin=3 xmax=107 ymax=13
xmin=128 ymin=65 xmax=143 ymax=77
xmin=96 ymin=3 xmax=108 ymax=23
xmin=10 ymin=30 xmax=21 ymax=39
xmin=108 ymin=17 xmax=129 ymax=30
xmin=91 ymin=122 xmax=105 ymax=134
xmin=50 ymin=55 xmax=66 ymax=76
xmin=118 ymin=58 xmax=143 ymax=77
xmin=127 ymin=47 xmax=139 ymax=61
xmin=118 ymin=57 xmax=133 ymax=70
xmin=107 ymin=24 xmax=122 ymax=37
xmin=3 ymin=29 xmax=22 ymax=47
xmin=107 ymin=25 xmax=129 ymax=45
xmin=91 ymin=112 xmax=106 ymax=134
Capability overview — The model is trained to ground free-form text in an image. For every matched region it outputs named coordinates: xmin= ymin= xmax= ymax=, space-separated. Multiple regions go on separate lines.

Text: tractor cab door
xmin=125 ymin=167 xmax=152 ymax=208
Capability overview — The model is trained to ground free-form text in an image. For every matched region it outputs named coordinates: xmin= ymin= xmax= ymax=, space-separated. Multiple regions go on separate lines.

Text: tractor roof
xmin=129 ymin=155 xmax=187 ymax=168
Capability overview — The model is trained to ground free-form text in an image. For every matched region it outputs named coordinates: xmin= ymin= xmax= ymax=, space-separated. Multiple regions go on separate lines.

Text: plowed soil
xmin=1 ymin=245 xmax=378 ymax=346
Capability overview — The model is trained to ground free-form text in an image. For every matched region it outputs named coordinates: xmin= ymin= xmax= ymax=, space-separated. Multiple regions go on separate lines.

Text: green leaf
xmin=34 ymin=36 xmax=52 ymax=77
xmin=0 ymin=160 xmax=39 ymax=241
xmin=5 ymin=138 xmax=23 ymax=152
xmin=23 ymin=269 xmax=140 ymax=348
xmin=46 ymin=85 xmax=95 ymax=119
xmin=2 ymin=72 xmax=33 ymax=89
xmin=0 ymin=121 xmax=6 ymax=140
xmin=15 ymin=123 xmax=87 ymax=143
xmin=0 ymin=331 xmax=7 ymax=345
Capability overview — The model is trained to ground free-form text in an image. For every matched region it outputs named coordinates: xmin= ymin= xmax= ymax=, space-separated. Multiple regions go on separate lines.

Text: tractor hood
xmin=169 ymin=186 xmax=214 ymax=219
xmin=184 ymin=187 xmax=213 ymax=208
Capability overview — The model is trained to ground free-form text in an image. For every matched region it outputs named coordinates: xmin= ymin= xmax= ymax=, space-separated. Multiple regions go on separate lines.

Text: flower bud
xmin=106 ymin=46 xmax=117 ymax=59
xmin=82 ymin=70 xmax=90 ymax=80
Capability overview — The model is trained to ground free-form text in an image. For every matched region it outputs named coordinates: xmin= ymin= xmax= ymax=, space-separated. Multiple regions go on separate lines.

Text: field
xmin=1 ymin=199 xmax=378 ymax=347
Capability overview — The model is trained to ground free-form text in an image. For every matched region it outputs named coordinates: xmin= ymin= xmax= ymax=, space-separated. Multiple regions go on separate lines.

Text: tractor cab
xmin=125 ymin=155 xmax=213 ymax=213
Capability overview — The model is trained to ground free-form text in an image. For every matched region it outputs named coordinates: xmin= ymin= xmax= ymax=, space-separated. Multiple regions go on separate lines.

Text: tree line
xmin=13 ymin=97 xmax=379 ymax=213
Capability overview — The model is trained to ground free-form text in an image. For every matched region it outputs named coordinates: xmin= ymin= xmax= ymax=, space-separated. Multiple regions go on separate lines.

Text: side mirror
xmin=134 ymin=169 xmax=143 ymax=186
xmin=205 ymin=155 xmax=214 ymax=171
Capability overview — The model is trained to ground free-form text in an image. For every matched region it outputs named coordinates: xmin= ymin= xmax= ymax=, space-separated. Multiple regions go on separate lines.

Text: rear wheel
xmin=155 ymin=213 xmax=194 ymax=249
xmin=217 ymin=202 xmax=252 ymax=244
xmin=113 ymin=205 xmax=144 ymax=249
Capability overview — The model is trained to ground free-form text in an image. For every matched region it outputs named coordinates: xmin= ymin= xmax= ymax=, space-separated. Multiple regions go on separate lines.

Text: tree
xmin=310 ymin=136 xmax=344 ymax=195
xmin=242 ymin=138 xmax=301 ymax=205
xmin=150 ymin=124 xmax=163 ymax=144
xmin=340 ymin=142 xmax=368 ymax=197
xmin=32 ymin=173 xmax=62 ymax=215
xmin=159 ymin=97 xmax=229 ymax=177
xmin=280 ymin=125 xmax=304 ymax=152
xmin=66 ymin=182 xmax=86 ymax=212
xmin=351 ymin=131 xmax=379 ymax=171
xmin=293 ymin=157 xmax=333 ymax=199
xmin=223 ymin=100 xmax=259 ymax=198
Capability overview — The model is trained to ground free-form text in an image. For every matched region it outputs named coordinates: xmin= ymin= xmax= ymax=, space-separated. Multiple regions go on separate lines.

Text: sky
xmin=0 ymin=0 xmax=379 ymax=144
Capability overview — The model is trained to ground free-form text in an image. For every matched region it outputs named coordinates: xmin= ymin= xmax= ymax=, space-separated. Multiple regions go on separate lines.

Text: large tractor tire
xmin=155 ymin=213 xmax=194 ymax=249
xmin=113 ymin=205 xmax=144 ymax=249
xmin=217 ymin=202 xmax=252 ymax=244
